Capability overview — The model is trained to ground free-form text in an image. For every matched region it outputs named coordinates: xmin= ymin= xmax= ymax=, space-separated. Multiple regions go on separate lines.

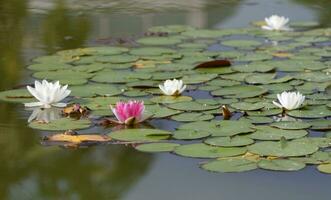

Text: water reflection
xmin=293 ymin=0 xmax=331 ymax=26
xmin=0 ymin=0 xmax=27 ymax=89
xmin=27 ymin=107 xmax=62 ymax=123
xmin=41 ymin=0 xmax=91 ymax=53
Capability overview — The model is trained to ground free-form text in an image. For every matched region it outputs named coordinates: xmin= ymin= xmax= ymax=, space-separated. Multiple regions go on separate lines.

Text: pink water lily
xmin=110 ymin=100 xmax=145 ymax=125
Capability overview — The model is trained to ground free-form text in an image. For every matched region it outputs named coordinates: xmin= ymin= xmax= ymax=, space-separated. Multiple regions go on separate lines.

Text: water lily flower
xmin=159 ymin=79 xmax=186 ymax=96
xmin=25 ymin=80 xmax=71 ymax=108
xmin=273 ymin=91 xmax=305 ymax=110
xmin=262 ymin=15 xmax=290 ymax=31
xmin=110 ymin=100 xmax=145 ymax=125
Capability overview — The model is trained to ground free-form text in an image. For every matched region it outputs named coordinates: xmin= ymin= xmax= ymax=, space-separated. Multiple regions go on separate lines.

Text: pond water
xmin=1 ymin=0 xmax=331 ymax=199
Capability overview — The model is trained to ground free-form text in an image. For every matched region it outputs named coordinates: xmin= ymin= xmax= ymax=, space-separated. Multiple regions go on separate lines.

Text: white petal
xmin=272 ymin=101 xmax=283 ymax=109
xmin=24 ymin=102 xmax=44 ymax=107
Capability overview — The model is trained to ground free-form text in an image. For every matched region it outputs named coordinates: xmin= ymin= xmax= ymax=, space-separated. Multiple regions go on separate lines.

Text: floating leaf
xmin=0 ymin=88 xmax=33 ymax=103
xmin=172 ymin=129 xmax=211 ymax=140
xmin=135 ymin=142 xmax=180 ymax=153
xmin=29 ymin=118 xmax=91 ymax=131
xmin=166 ymin=101 xmax=220 ymax=111
xmin=174 ymin=143 xmax=246 ymax=158
xmin=109 ymin=129 xmax=171 ymax=142
xmin=248 ymin=140 xmax=319 ymax=157
xmin=201 ymin=158 xmax=257 ymax=173
xmin=204 ymin=136 xmax=254 ymax=147
xmin=270 ymin=121 xmax=312 ymax=130
xmin=248 ymin=126 xmax=308 ymax=140
xmin=258 ymin=159 xmax=306 ymax=171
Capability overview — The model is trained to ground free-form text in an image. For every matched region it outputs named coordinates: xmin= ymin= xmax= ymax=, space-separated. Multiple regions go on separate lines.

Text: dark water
xmin=1 ymin=0 xmax=331 ymax=199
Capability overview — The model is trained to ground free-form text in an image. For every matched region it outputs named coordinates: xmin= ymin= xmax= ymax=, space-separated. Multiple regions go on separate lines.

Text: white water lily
xmin=25 ymin=80 xmax=71 ymax=108
xmin=159 ymin=79 xmax=186 ymax=96
xmin=262 ymin=15 xmax=290 ymax=31
xmin=273 ymin=91 xmax=305 ymax=110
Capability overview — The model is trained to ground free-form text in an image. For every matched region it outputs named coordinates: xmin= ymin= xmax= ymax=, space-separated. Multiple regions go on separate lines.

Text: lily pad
xmin=135 ymin=142 xmax=180 ymax=153
xmin=29 ymin=118 xmax=91 ymax=131
xmin=270 ymin=121 xmax=312 ymax=130
xmin=204 ymin=136 xmax=254 ymax=147
xmin=171 ymin=112 xmax=214 ymax=122
xmin=0 ymin=88 xmax=33 ymax=103
xmin=248 ymin=140 xmax=319 ymax=157
xmin=258 ymin=159 xmax=306 ymax=171
xmin=150 ymin=96 xmax=192 ymax=104
xmin=174 ymin=143 xmax=246 ymax=158
xmin=70 ymin=84 xmax=123 ymax=97
xmin=317 ymin=164 xmax=331 ymax=174
xmin=211 ymin=120 xmax=255 ymax=137
xmin=287 ymin=106 xmax=331 ymax=118
xmin=201 ymin=158 xmax=257 ymax=173
xmin=172 ymin=129 xmax=211 ymax=140
xmin=109 ymin=129 xmax=171 ymax=142
xmin=248 ymin=126 xmax=308 ymax=140
xmin=166 ymin=101 xmax=220 ymax=111
xmin=231 ymin=102 xmax=264 ymax=111
xmin=211 ymin=85 xmax=268 ymax=98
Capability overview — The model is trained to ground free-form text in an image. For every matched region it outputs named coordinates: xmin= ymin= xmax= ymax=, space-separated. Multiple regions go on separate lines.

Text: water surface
xmin=1 ymin=0 xmax=331 ymax=199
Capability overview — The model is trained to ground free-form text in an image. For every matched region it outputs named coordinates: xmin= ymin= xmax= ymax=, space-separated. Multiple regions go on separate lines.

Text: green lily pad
xmin=240 ymin=116 xmax=273 ymax=124
xmin=182 ymin=74 xmax=218 ymax=84
xmin=171 ymin=112 xmax=214 ymax=122
xmin=95 ymin=55 xmax=139 ymax=64
xmin=174 ymin=143 xmax=246 ymax=158
xmin=232 ymin=63 xmax=275 ymax=73
xmin=27 ymin=63 xmax=72 ymax=71
xmin=258 ymin=159 xmax=306 ymax=171
xmin=248 ymin=140 xmax=319 ymax=157
xmin=166 ymin=101 xmax=220 ymax=111
xmin=109 ymin=129 xmax=171 ymax=142
xmin=231 ymin=102 xmax=264 ymax=111
xmin=270 ymin=121 xmax=312 ymax=130
xmin=70 ymin=84 xmax=123 ymax=97
xmin=29 ymin=118 xmax=91 ymax=131
xmin=248 ymin=126 xmax=308 ymax=140
xmin=211 ymin=85 xmax=268 ymax=98
xmin=317 ymin=164 xmax=331 ymax=174
xmin=0 ymin=88 xmax=33 ymax=103
xmin=287 ymin=106 xmax=331 ymax=118
xmin=211 ymin=120 xmax=255 ymax=137
xmin=204 ymin=136 xmax=254 ymax=147
xmin=222 ymin=40 xmax=262 ymax=48
xmin=309 ymin=119 xmax=331 ymax=130
xmin=135 ymin=142 xmax=180 ymax=153
xmin=32 ymin=70 xmax=92 ymax=85
xmin=145 ymin=105 xmax=183 ymax=118
xmin=150 ymin=96 xmax=192 ymax=104
xmin=201 ymin=158 xmax=257 ymax=173
xmin=172 ymin=129 xmax=211 ymax=140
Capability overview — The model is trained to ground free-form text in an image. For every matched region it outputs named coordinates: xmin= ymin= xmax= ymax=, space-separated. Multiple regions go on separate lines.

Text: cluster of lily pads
xmin=1 ymin=16 xmax=331 ymax=173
